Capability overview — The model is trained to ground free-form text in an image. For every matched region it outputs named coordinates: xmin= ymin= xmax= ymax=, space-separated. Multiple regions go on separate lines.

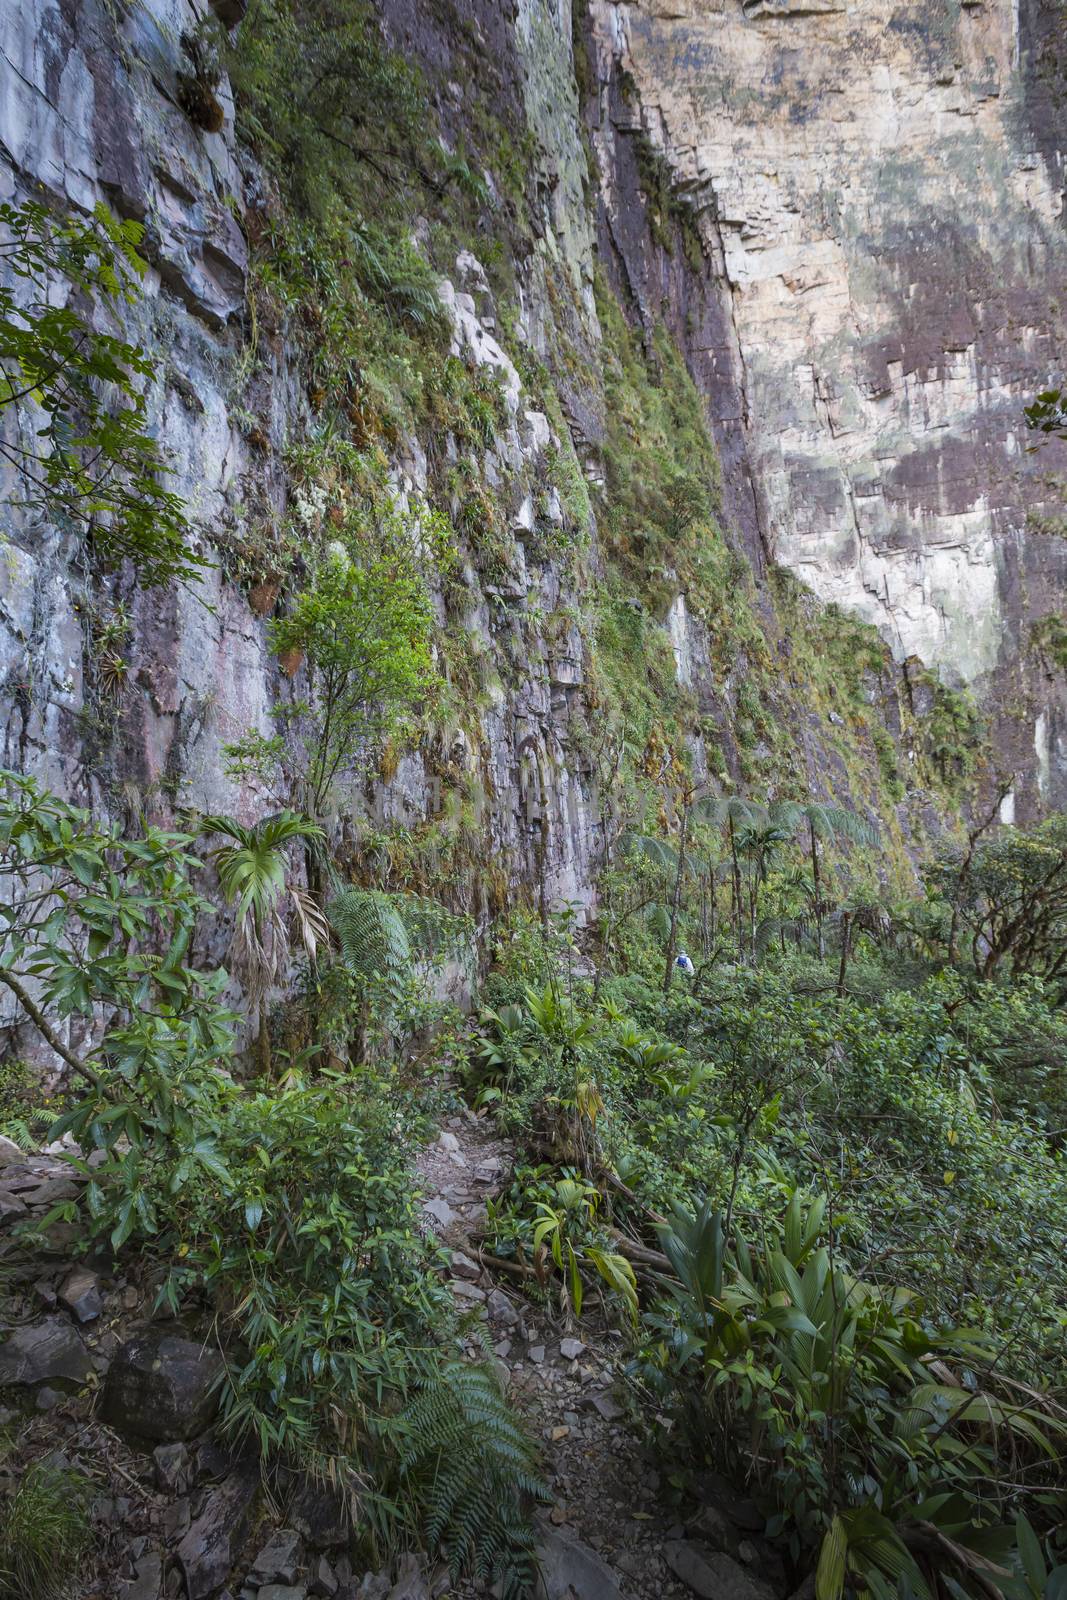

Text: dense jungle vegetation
xmin=0 ymin=2 xmax=1065 ymax=1599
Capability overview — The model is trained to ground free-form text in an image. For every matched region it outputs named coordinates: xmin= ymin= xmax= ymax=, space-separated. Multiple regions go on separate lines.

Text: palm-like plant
xmin=692 ymin=796 xmax=766 ymax=958
xmin=199 ymin=811 xmax=326 ymax=1076
xmin=736 ymin=820 xmax=793 ymax=958
xmin=768 ymin=801 xmax=876 ymax=959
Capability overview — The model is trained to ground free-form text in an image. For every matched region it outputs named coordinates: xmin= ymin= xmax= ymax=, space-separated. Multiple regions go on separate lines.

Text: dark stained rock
xmin=101 ymin=1327 xmax=225 ymax=1441
xmin=0 ymin=1315 xmax=93 ymax=1386
xmin=311 ymin=1555 xmax=339 ymax=1596
xmin=536 ymin=1522 xmax=626 ymax=1599
xmin=154 ymin=1441 xmax=192 ymax=1495
xmin=58 ymin=1265 xmax=103 ymax=1323
xmin=176 ymin=1459 xmax=259 ymax=1600
xmin=289 ymin=1477 xmax=348 ymax=1550
xmin=120 ymin=1550 xmax=164 ymax=1600
xmin=250 ymin=1528 xmax=303 ymax=1584
xmin=664 ymin=1541 xmax=776 ymax=1600
xmin=385 ymin=1555 xmax=428 ymax=1600
xmin=208 ymin=0 xmax=248 ymax=23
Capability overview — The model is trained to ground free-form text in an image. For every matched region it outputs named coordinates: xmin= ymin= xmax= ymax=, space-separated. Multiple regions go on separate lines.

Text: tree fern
xmin=329 ymin=888 xmax=470 ymax=974
xmin=329 ymin=888 xmax=414 ymax=982
xmin=398 ymin=1362 xmax=546 ymax=1599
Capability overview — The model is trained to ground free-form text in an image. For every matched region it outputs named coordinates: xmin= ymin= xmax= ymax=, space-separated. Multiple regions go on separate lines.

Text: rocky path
xmin=415 ymin=1111 xmax=785 ymax=1600
xmin=0 ymin=1128 xmax=789 ymax=1600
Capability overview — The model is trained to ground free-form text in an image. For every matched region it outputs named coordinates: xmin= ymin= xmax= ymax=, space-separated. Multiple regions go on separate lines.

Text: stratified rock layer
xmin=592 ymin=0 xmax=1067 ymax=810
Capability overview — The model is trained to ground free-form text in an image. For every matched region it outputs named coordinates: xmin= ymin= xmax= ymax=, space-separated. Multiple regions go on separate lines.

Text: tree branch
xmin=0 ymin=967 xmax=106 ymax=1091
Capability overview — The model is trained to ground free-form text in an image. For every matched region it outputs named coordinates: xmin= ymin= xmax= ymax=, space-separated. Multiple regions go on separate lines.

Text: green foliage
xmin=199 ymin=810 xmax=326 ymax=1074
xmin=641 ymin=1189 xmax=1066 ymax=1596
xmin=83 ymin=1064 xmax=540 ymax=1579
xmin=595 ymin=271 xmax=722 ymax=591
xmin=227 ymin=0 xmax=503 ymax=459
xmin=1024 ymin=388 xmax=1067 ymax=441
xmin=398 ymin=1361 xmax=545 ymax=1597
xmin=0 ymin=769 xmax=234 ymax=1203
xmin=1030 ymin=613 xmax=1067 ymax=674
xmin=228 ymin=0 xmax=432 ymax=222
xmin=0 ymin=774 xmax=540 ymax=1585
xmin=330 ymin=886 xmax=413 ymax=982
xmin=0 ymin=201 xmax=202 ymax=587
xmin=271 ymin=539 xmax=438 ymax=818
xmin=0 ymin=1464 xmax=90 ymax=1600
xmin=142 ymin=1079 xmax=445 ymax=1461
xmin=474 ymin=832 xmax=1067 ymax=1587
xmin=0 ymin=1057 xmax=51 ymax=1150
xmin=928 ymin=814 xmax=1067 ymax=988
xmin=911 ymin=672 xmax=986 ymax=795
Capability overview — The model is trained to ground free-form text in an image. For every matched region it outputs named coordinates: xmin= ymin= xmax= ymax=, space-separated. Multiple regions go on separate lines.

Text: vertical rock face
xmin=0 ymin=0 xmax=608 ymax=923
xmin=593 ymin=0 xmax=1067 ymax=810
xmin=1 ymin=0 xmax=1065 ymax=969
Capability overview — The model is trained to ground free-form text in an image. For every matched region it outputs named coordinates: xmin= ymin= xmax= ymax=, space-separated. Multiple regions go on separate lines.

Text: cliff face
xmin=0 ymin=0 xmax=1064 ymax=943
xmin=590 ymin=0 xmax=1067 ymax=816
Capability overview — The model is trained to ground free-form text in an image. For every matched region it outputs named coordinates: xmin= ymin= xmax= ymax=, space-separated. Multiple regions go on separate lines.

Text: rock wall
xmin=1 ymin=0 xmax=1065 ymax=978
xmin=590 ymin=0 xmax=1067 ymax=814
xmin=0 ymin=0 xmax=610 ymax=937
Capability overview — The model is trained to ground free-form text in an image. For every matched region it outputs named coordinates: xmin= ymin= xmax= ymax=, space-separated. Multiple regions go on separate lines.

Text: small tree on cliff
xmin=0 ymin=200 xmax=203 ymax=587
xmin=270 ymin=541 xmax=437 ymax=825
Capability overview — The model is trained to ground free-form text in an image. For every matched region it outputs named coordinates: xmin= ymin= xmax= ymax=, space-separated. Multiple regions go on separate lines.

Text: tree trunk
xmin=257 ymin=999 xmax=273 ymax=1080
xmin=663 ymin=805 xmax=690 ymax=993
xmin=836 ymin=912 xmax=852 ymax=997
xmin=810 ymin=818 xmax=824 ymax=960
xmin=729 ymin=816 xmax=743 ymax=958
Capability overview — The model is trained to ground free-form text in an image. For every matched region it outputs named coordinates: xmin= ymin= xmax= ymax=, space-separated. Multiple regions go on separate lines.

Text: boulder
xmin=250 ymin=1529 xmax=303 ymax=1584
xmin=663 ymin=1541 xmax=775 ymax=1600
xmin=351 ymin=1578 xmax=391 ymax=1600
xmin=101 ymin=1328 xmax=224 ymax=1440
xmin=154 ymin=1441 xmax=192 ymax=1495
xmin=121 ymin=1551 xmax=164 ymax=1600
xmin=176 ymin=1460 xmax=259 ymax=1600
xmin=421 ymin=1198 xmax=454 ymax=1229
xmin=0 ymin=1134 xmax=25 ymax=1164
xmin=311 ymin=1555 xmax=338 ymax=1596
xmin=536 ymin=1522 xmax=626 ymax=1600
xmin=386 ymin=1554 xmax=428 ymax=1600
xmin=59 ymin=1266 xmax=103 ymax=1323
xmin=0 ymin=1315 xmax=93 ymax=1386
xmin=686 ymin=1503 xmax=741 ymax=1556
xmin=486 ymin=1289 xmax=520 ymax=1328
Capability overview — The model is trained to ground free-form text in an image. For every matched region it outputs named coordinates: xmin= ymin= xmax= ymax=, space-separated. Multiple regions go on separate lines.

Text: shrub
xmin=638 ymin=1191 xmax=1067 ymax=1596
xmin=271 ymin=540 xmax=438 ymax=820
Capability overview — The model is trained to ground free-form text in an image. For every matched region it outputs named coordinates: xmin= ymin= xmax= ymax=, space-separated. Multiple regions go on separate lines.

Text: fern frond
xmin=399 ymin=1361 xmax=546 ymax=1594
xmin=329 ymin=888 xmax=413 ymax=980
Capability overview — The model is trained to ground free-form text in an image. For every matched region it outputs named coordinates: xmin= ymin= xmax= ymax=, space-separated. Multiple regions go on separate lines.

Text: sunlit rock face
xmin=592 ymin=0 xmax=1067 ymax=803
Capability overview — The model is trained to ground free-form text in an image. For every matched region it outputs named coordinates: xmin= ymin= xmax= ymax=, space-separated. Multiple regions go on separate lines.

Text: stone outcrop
xmin=101 ymin=1327 xmax=225 ymax=1440
xmin=586 ymin=0 xmax=1067 ymax=813
xmin=0 ymin=0 xmax=1064 ymax=984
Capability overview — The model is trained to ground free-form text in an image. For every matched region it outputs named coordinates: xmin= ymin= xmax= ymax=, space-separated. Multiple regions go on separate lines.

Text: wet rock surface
xmin=0 ymin=1313 xmax=94 ymax=1386
xmin=102 ymin=1328 xmax=226 ymax=1441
